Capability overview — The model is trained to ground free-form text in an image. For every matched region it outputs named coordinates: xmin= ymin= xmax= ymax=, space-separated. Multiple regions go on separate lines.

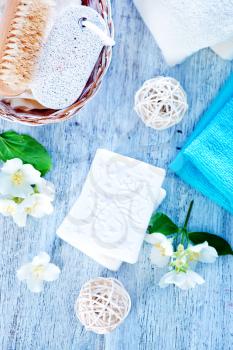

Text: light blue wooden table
xmin=0 ymin=1 xmax=233 ymax=349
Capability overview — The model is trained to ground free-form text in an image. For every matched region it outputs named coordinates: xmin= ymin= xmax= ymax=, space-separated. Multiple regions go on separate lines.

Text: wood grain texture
xmin=0 ymin=0 xmax=233 ymax=349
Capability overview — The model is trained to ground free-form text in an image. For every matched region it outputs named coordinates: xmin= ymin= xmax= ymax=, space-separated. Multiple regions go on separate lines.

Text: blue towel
xmin=170 ymin=74 xmax=233 ymax=213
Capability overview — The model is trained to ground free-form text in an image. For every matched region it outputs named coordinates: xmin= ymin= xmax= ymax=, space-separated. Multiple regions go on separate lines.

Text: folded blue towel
xmin=170 ymin=74 xmax=233 ymax=213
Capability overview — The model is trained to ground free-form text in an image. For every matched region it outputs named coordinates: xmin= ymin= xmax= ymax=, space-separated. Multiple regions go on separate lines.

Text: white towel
xmin=57 ymin=149 xmax=166 ymax=270
xmin=133 ymin=0 xmax=233 ymax=65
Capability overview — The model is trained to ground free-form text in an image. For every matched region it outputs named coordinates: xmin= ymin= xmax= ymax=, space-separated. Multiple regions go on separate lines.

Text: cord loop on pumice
xmin=81 ymin=18 xmax=115 ymax=46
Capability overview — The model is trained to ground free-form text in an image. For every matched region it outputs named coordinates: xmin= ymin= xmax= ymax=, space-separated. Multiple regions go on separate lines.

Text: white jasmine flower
xmin=171 ymin=244 xmax=190 ymax=272
xmin=0 ymin=159 xmax=55 ymax=227
xmin=0 ymin=193 xmax=54 ymax=227
xmin=37 ymin=178 xmax=55 ymax=201
xmin=0 ymin=197 xmax=25 ymax=227
xmin=20 ymin=193 xmax=54 ymax=218
xmin=16 ymin=193 xmax=54 ymax=227
xmin=17 ymin=252 xmax=60 ymax=293
xmin=0 ymin=158 xmax=42 ymax=198
xmin=159 ymin=269 xmax=205 ymax=290
xmin=145 ymin=233 xmax=173 ymax=267
xmin=187 ymin=241 xmax=218 ymax=263
xmin=0 ymin=198 xmax=18 ymax=217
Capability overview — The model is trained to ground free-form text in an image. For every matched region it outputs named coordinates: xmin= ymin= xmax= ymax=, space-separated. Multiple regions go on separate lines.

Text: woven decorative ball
xmin=75 ymin=278 xmax=131 ymax=334
xmin=134 ymin=76 xmax=188 ymax=130
xmin=0 ymin=0 xmax=114 ymax=126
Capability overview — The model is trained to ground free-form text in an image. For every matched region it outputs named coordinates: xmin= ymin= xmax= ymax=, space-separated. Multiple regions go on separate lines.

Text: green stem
xmin=181 ymin=231 xmax=185 ymax=245
xmin=183 ymin=200 xmax=194 ymax=230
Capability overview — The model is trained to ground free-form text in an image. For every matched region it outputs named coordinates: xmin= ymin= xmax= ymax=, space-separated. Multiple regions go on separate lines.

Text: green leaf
xmin=189 ymin=232 xmax=233 ymax=256
xmin=148 ymin=212 xmax=179 ymax=236
xmin=0 ymin=131 xmax=52 ymax=176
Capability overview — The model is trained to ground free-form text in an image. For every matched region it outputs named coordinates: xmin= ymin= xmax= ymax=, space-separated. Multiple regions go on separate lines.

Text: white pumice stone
xmin=31 ymin=5 xmax=107 ymax=109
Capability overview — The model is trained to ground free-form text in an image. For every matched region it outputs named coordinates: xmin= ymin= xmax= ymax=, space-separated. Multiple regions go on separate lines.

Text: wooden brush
xmin=0 ymin=0 xmax=54 ymax=96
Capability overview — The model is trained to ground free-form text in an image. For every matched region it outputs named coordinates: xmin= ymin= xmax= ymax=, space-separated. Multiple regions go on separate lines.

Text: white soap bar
xmin=31 ymin=5 xmax=106 ymax=109
xmin=57 ymin=188 xmax=166 ymax=271
xmin=57 ymin=149 xmax=166 ymax=265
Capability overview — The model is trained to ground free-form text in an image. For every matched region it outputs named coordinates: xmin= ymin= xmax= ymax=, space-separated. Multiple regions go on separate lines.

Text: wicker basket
xmin=0 ymin=0 xmax=114 ymax=126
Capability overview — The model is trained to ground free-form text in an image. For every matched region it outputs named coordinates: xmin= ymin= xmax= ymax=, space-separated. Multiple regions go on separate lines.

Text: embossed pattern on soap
xmin=57 ymin=149 xmax=166 ymax=264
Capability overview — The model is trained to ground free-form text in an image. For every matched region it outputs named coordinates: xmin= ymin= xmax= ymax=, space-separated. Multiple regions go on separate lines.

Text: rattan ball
xmin=134 ymin=76 xmax=188 ymax=130
xmin=75 ymin=278 xmax=131 ymax=334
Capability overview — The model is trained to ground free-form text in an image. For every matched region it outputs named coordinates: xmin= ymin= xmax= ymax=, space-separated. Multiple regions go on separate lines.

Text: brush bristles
xmin=0 ymin=0 xmax=54 ymax=95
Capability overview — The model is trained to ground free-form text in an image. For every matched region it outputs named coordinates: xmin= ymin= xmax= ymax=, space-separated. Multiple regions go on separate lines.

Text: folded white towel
xmin=133 ymin=0 xmax=233 ymax=65
xmin=57 ymin=149 xmax=166 ymax=270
